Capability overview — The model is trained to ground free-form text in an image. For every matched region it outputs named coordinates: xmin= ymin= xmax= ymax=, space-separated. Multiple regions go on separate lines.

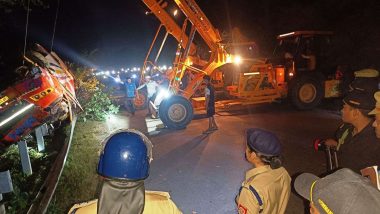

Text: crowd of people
xmin=69 ymin=69 xmax=380 ymax=214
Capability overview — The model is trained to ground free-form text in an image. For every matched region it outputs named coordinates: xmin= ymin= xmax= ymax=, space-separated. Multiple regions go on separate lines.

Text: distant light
xmin=146 ymin=66 xmax=150 ymax=71
xmin=234 ymin=55 xmax=242 ymax=65
xmin=115 ymin=77 xmax=122 ymax=83
xmin=112 ymin=70 xmax=116 ymax=74
xmin=103 ymin=75 xmax=107 ymax=79
xmin=105 ymin=71 xmax=110 ymax=75
xmin=121 ymin=68 xmax=125 ymax=71
xmin=138 ymin=67 xmax=141 ymax=71
xmin=162 ymin=65 xmax=167 ymax=70
xmin=132 ymin=74 xmax=137 ymax=79
xmin=289 ymin=72 xmax=294 ymax=77
xmin=173 ymin=9 xmax=178 ymax=16
xmin=169 ymin=66 xmax=172 ymax=69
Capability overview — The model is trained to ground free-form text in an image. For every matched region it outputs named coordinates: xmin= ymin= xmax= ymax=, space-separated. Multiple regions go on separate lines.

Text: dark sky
xmin=1 ymin=0 xmax=379 ymax=71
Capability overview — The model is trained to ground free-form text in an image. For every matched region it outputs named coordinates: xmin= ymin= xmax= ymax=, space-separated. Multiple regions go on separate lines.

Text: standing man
xmin=369 ymin=91 xmax=380 ymax=138
xmin=324 ymin=90 xmax=380 ymax=172
xmin=124 ymin=77 xmax=137 ymax=115
xmin=68 ymin=129 xmax=182 ymax=214
xmin=203 ymin=75 xmax=218 ymax=134
xmin=137 ymin=76 xmax=159 ymax=117
xmin=236 ymin=128 xmax=291 ymax=214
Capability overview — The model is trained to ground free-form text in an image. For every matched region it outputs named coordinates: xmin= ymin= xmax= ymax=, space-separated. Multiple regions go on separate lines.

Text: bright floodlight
xmin=234 ymin=55 xmax=242 ymax=65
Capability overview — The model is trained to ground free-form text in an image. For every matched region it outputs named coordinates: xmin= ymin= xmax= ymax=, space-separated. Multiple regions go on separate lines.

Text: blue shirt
xmin=125 ymin=82 xmax=136 ymax=98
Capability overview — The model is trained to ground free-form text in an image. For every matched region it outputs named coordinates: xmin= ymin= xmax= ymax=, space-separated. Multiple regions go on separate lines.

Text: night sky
xmin=0 ymin=0 xmax=379 ymax=74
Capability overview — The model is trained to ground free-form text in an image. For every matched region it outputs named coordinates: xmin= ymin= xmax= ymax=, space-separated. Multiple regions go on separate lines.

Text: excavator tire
xmin=158 ymin=95 xmax=193 ymax=130
xmin=290 ymin=75 xmax=323 ymax=110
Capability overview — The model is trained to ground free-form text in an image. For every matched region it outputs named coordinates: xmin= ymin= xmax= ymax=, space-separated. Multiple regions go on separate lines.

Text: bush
xmin=81 ymin=89 xmax=119 ymax=121
xmin=69 ymin=66 xmax=119 ymax=121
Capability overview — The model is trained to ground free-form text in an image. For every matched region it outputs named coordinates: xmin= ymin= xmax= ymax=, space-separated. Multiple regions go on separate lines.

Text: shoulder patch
xmin=238 ymin=204 xmax=248 ymax=214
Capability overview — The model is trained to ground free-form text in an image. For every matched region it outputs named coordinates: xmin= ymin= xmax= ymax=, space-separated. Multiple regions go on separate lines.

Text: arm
xmin=204 ymin=87 xmax=210 ymax=110
xmin=236 ymin=187 xmax=261 ymax=214
xmin=137 ymin=83 xmax=146 ymax=90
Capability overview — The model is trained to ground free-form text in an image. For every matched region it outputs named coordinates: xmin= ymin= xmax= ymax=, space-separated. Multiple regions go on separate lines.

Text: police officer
xmin=236 ymin=128 xmax=291 ymax=214
xmin=68 ymin=129 xmax=182 ymax=214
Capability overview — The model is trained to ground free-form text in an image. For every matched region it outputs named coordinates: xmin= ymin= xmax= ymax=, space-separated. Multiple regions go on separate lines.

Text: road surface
xmin=135 ymin=103 xmax=342 ymax=214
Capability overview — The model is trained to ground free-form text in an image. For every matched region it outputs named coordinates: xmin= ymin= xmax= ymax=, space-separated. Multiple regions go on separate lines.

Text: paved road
xmin=131 ymin=103 xmax=341 ymax=214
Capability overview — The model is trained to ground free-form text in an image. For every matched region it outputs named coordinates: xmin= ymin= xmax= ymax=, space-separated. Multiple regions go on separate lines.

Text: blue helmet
xmin=97 ymin=129 xmax=153 ymax=180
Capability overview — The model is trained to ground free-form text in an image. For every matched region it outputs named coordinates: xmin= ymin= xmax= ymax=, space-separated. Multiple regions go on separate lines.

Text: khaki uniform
xmin=68 ymin=191 xmax=182 ymax=214
xmin=236 ymin=165 xmax=291 ymax=214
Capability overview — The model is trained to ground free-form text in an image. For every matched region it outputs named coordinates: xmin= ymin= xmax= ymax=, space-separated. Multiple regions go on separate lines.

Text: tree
xmin=0 ymin=0 xmax=46 ymax=12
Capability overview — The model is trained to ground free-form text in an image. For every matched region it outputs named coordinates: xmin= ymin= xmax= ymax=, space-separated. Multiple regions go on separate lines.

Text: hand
xmin=324 ymin=139 xmax=338 ymax=147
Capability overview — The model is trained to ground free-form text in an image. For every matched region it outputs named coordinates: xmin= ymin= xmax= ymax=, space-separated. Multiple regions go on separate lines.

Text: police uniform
xmin=237 ymin=128 xmax=291 ymax=214
xmin=68 ymin=191 xmax=182 ymax=214
xmin=236 ymin=165 xmax=291 ymax=214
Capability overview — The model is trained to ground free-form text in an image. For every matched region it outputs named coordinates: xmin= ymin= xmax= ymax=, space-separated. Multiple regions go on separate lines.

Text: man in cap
xmin=324 ymin=90 xmax=380 ymax=172
xmin=69 ymin=129 xmax=182 ymax=214
xmin=294 ymin=168 xmax=380 ymax=214
xmin=369 ymin=91 xmax=380 ymax=138
xmin=235 ymin=128 xmax=291 ymax=214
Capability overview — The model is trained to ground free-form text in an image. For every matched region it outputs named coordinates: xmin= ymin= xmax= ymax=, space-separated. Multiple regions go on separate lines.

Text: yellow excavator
xmin=139 ymin=0 xmax=342 ymax=129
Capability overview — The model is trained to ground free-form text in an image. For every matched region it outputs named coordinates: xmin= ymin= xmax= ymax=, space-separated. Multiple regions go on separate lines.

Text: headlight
xmin=157 ymin=89 xmax=171 ymax=99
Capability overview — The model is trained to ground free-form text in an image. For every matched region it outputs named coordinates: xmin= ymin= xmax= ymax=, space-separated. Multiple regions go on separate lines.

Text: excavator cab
xmin=272 ymin=31 xmax=341 ymax=109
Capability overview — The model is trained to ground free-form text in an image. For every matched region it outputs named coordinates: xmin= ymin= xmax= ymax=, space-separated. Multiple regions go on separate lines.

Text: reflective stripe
xmin=249 ymin=185 xmax=263 ymax=213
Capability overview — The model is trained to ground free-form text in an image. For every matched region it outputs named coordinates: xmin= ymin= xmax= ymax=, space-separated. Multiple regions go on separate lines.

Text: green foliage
xmin=68 ymin=65 xmax=118 ymax=121
xmin=81 ymin=89 xmax=119 ymax=121
xmin=47 ymin=121 xmax=105 ymax=213
xmin=0 ymin=145 xmax=48 ymax=213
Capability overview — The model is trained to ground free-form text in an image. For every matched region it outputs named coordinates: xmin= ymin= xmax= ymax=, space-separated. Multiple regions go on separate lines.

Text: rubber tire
xmin=158 ymin=95 xmax=193 ymax=130
xmin=290 ymin=76 xmax=323 ymax=110
xmin=134 ymin=90 xmax=148 ymax=110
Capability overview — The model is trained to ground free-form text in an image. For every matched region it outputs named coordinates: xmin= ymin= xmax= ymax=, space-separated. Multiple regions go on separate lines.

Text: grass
xmin=0 ymin=135 xmax=60 ymax=213
xmin=47 ymin=120 xmax=112 ymax=213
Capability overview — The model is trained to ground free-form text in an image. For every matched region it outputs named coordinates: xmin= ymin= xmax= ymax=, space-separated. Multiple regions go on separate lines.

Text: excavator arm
xmin=143 ymin=0 xmax=197 ymax=55
xmin=173 ymin=0 xmax=222 ymax=51
xmin=142 ymin=0 xmax=237 ymax=100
